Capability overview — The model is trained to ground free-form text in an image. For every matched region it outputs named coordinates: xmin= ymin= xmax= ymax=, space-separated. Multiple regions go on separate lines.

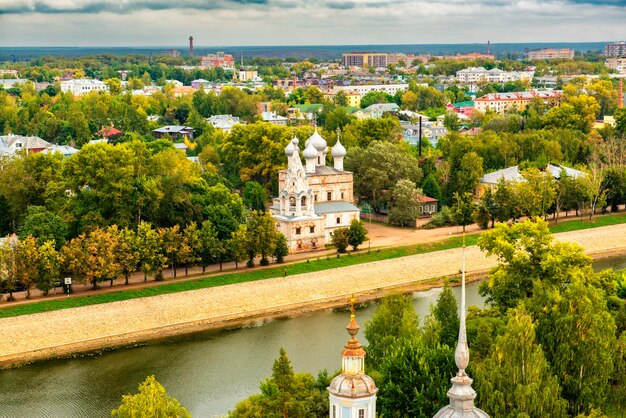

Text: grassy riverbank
xmin=1 ymin=213 xmax=625 ymax=319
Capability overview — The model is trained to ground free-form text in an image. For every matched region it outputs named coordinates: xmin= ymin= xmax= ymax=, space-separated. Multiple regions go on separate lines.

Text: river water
xmin=0 ymin=255 xmax=624 ymax=418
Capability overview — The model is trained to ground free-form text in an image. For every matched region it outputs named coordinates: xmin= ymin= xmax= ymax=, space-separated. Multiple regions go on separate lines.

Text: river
xmin=0 ymin=255 xmax=624 ymax=418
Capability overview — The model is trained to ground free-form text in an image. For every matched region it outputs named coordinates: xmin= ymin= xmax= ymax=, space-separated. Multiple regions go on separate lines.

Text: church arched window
xmin=301 ymin=196 xmax=306 ymax=208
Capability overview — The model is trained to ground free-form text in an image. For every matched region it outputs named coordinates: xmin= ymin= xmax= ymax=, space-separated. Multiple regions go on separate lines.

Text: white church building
xmin=270 ymin=129 xmax=360 ymax=253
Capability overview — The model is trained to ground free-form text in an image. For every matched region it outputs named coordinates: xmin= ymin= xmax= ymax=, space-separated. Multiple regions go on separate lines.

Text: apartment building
xmin=606 ymin=57 xmax=626 ymax=73
xmin=527 ymin=48 xmax=574 ymax=60
xmin=342 ymin=52 xmax=387 ymax=68
xmin=605 ymin=42 xmax=626 ymax=57
xmin=456 ymin=67 xmax=534 ymax=84
xmin=331 ymin=83 xmax=408 ymax=96
xmin=200 ymin=52 xmax=234 ymax=68
xmin=474 ymin=90 xmax=562 ymax=114
xmin=60 ymin=79 xmax=108 ymax=96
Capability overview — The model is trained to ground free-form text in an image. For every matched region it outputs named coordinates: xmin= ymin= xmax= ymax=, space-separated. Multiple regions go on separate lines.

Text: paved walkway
xmin=1 ymin=223 xmax=626 ymax=366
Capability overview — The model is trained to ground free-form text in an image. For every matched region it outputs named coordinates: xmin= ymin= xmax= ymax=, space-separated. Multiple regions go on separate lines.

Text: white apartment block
xmin=331 ymin=83 xmax=408 ymax=96
xmin=456 ymin=67 xmax=534 ymax=84
xmin=60 ymin=79 xmax=109 ymax=96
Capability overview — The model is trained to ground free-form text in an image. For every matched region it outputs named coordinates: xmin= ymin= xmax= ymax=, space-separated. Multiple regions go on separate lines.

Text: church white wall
xmin=329 ymin=393 xmax=377 ymax=418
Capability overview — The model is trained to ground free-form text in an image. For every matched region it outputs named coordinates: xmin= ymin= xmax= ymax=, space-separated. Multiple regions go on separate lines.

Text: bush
xmin=425 ymin=205 xmax=454 ymax=229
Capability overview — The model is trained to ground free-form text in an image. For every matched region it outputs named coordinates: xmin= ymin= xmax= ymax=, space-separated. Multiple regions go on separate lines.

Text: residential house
xmin=191 ymin=79 xmax=210 ymax=89
xmin=261 ymin=111 xmax=289 ymax=125
xmin=417 ymin=195 xmax=438 ymax=217
xmin=446 ymin=101 xmax=475 ymax=117
xmin=206 ymin=115 xmax=242 ymax=134
xmin=0 ymin=134 xmax=52 ymax=154
xmin=475 ymin=163 xmax=585 ymax=198
xmin=43 ymin=145 xmax=79 ymax=157
xmin=153 ymin=126 xmax=195 ymax=140
xmin=0 ymin=79 xmax=28 ymax=89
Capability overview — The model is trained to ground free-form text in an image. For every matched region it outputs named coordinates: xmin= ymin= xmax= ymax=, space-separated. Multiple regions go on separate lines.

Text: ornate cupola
xmin=433 ymin=236 xmax=489 ymax=418
xmin=303 ymin=141 xmax=318 ymax=174
xmin=328 ymin=298 xmax=378 ymax=418
xmin=307 ymin=128 xmax=328 ymax=166
xmin=331 ymin=138 xmax=346 ymax=171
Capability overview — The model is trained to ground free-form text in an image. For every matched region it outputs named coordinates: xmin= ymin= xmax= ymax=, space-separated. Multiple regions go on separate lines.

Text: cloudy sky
xmin=0 ymin=0 xmax=625 ymax=46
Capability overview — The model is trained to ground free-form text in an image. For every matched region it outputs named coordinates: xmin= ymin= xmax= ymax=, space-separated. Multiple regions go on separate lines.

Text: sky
xmin=0 ymin=0 xmax=625 ymax=47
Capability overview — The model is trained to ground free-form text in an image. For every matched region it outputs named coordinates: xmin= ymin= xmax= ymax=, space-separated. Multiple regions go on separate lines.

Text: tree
xmin=242 ymin=181 xmax=269 ymax=212
xmin=114 ymin=227 xmax=139 ymax=285
xmin=421 ymin=174 xmax=442 ymax=202
xmin=159 ymin=225 xmax=182 ymax=278
xmin=452 ymin=191 xmax=475 ymax=232
xmin=534 ymin=280 xmax=616 ymax=415
xmin=579 ymin=165 xmax=606 ymax=220
xmin=477 ymin=219 xmax=592 ymax=310
xmin=388 ymin=179 xmax=421 ymax=227
xmin=229 ymin=225 xmax=249 ymax=269
xmin=136 ymin=222 xmax=167 ymax=281
xmin=515 ymin=168 xmax=556 ymax=219
xmin=112 ymin=375 xmax=190 ymax=418
xmin=345 ymin=142 xmax=422 ymax=210
xmin=105 ymin=78 xmax=123 ymax=95
xmin=179 ymin=222 xmax=201 ymax=276
xmin=18 ymin=205 xmax=68 ymax=249
xmin=198 ymin=220 xmax=226 ymax=272
xmin=434 ymin=283 xmax=459 ymax=348
xmin=0 ymin=237 xmax=18 ymax=300
xmin=229 ymin=348 xmax=328 ymax=418
xmin=15 ymin=236 xmax=39 ymax=298
xmin=246 ymin=211 xmax=278 ymax=266
xmin=347 ymin=219 xmax=368 ymax=251
xmin=331 ymin=228 xmax=349 ymax=254
xmin=273 ymin=233 xmax=288 ymax=263
xmin=364 ymin=294 xmax=420 ymax=370
xmin=474 ymin=307 xmax=568 ymax=418
xmin=443 ymin=112 xmax=460 ymax=132
xmin=378 ymin=339 xmax=456 ymax=417
xmin=34 ymin=240 xmax=61 ymax=296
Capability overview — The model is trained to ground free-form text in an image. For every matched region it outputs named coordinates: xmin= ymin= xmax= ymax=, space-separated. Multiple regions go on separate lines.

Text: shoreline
xmin=1 ymin=226 xmax=626 ymax=370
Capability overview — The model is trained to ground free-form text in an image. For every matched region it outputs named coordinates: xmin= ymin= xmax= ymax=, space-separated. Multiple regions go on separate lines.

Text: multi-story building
xmin=440 ymin=53 xmax=495 ymax=60
xmin=200 ymin=52 xmax=234 ymax=68
xmin=331 ymin=83 xmax=408 ymax=97
xmin=474 ymin=90 xmax=562 ymax=114
xmin=233 ymin=68 xmax=259 ymax=82
xmin=322 ymin=89 xmax=362 ymax=107
xmin=527 ymin=48 xmax=574 ymax=60
xmin=387 ymin=53 xmax=429 ymax=66
xmin=0 ymin=69 xmax=18 ymax=77
xmin=606 ymin=57 xmax=626 ymax=73
xmin=60 ymin=79 xmax=108 ymax=96
xmin=342 ymin=52 xmax=387 ymax=68
xmin=162 ymin=49 xmax=181 ymax=58
xmin=456 ymin=67 xmax=534 ymax=84
xmin=604 ymin=42 xmax=626 ymax=57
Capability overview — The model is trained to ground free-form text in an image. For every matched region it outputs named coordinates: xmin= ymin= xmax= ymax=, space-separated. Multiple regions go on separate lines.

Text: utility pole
xmin=418 ymin=115 xmax=423 ymax=157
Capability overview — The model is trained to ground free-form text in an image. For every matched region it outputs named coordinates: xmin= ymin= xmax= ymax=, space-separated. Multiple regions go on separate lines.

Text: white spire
xmin=433 ymin=233 xmax=489 ymax=418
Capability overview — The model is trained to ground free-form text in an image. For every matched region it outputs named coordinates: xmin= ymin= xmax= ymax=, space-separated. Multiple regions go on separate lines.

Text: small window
xmin=310 ymin=226 xmax=315 ymax=233
xmin=327 ymin=192 xmax=332 ymax=200
xmin=359 ymin=409 xmax=365 ymax=418
xmin=336 ymin=217 xmax=341 ymax=224
xmin=333 ymin=405 xmax=336 ymax=418
xmin=419 ymin=206 xmax=423 ymax=214
xmin=341 ymin=192 xmax=344 ymax=200
xmin=295 ymin=227 xmax=301 ymax=235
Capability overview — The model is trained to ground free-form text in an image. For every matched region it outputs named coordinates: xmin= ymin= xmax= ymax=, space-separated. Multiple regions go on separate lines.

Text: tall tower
xmin=328 ymin=298 xmax=378 ymax=418
xmin=189 ymin=36 xmax=194 ymax=57
xmin=487 ymin=40 xmax=491 ymax=56
xmin=434 ymin=235 xmax=489 ymax=418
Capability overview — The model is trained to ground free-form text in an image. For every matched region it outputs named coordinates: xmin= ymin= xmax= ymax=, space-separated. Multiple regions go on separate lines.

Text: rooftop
xmin=314 ymin=201 xmax=359 ymax=214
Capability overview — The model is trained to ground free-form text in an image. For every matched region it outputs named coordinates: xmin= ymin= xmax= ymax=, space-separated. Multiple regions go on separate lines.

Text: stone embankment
xmin=1 ymin=224 xmax=626 ymax=367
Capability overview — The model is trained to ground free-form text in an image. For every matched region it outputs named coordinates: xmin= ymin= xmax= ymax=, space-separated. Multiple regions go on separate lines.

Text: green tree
xmin=331 ymin=228 xmax=349 ymax=253
xmin=388 ymin=179 xmax=421 ymax=227
xmin=114 ymin=226 xmax=139 ymax=285
xmin=112 ymin=375 xmax=190 ymax=418
xmin=421 ymin=174 xmax=442 ymax=201
xmin=474 ymin=307 xmax=568 ymax=418
xmin=273 ymin=233 xmax=289 ymax=263
xmin=246 ymin=211 xmax=278 ymax=266
xmin=136 ymin=222 xmax=167 ymax=281
xmin=242 ymin=181 xmax=269 ymax=212
xmin=434 ymin=283 xmax=459 ymax=348
xmin=18 ymin=205 xmax=68 ymax=249
xmin=198 ymin=220 xmax=226 ymax=272
xmin=364 ymin=294 xmax=420 ymax=370
xmin=443 ymin=112 xmax=460 ymax=132
xmin=378 ymin=339 xmax=456 ymax=417
xmin=515 ymin=168 xmax=556 ymax=219
xmin=0 ymin=238 xmax=18 ymax=300
xmin=452 ymin=191 xmax=475 ymax=232
xmin=347 ymin=219 xmax=368 ymax=250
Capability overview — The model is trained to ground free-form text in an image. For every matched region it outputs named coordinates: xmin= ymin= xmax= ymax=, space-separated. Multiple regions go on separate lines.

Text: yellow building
xmin=342 ymin=52 xmax=387 ymax=68
xmin=323 ymin=89 xmax=362 ymax=107
xmin=474 ymin=90 xmax=562 ymax=114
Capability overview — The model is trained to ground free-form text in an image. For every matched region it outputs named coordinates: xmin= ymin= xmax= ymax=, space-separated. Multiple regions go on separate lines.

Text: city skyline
xmin=1 ymin=0 xmax=626 ymax=47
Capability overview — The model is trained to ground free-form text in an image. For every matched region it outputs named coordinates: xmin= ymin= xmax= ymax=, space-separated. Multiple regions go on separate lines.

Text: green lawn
xmin=0 ymin=213 xmax=624 ymax=319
